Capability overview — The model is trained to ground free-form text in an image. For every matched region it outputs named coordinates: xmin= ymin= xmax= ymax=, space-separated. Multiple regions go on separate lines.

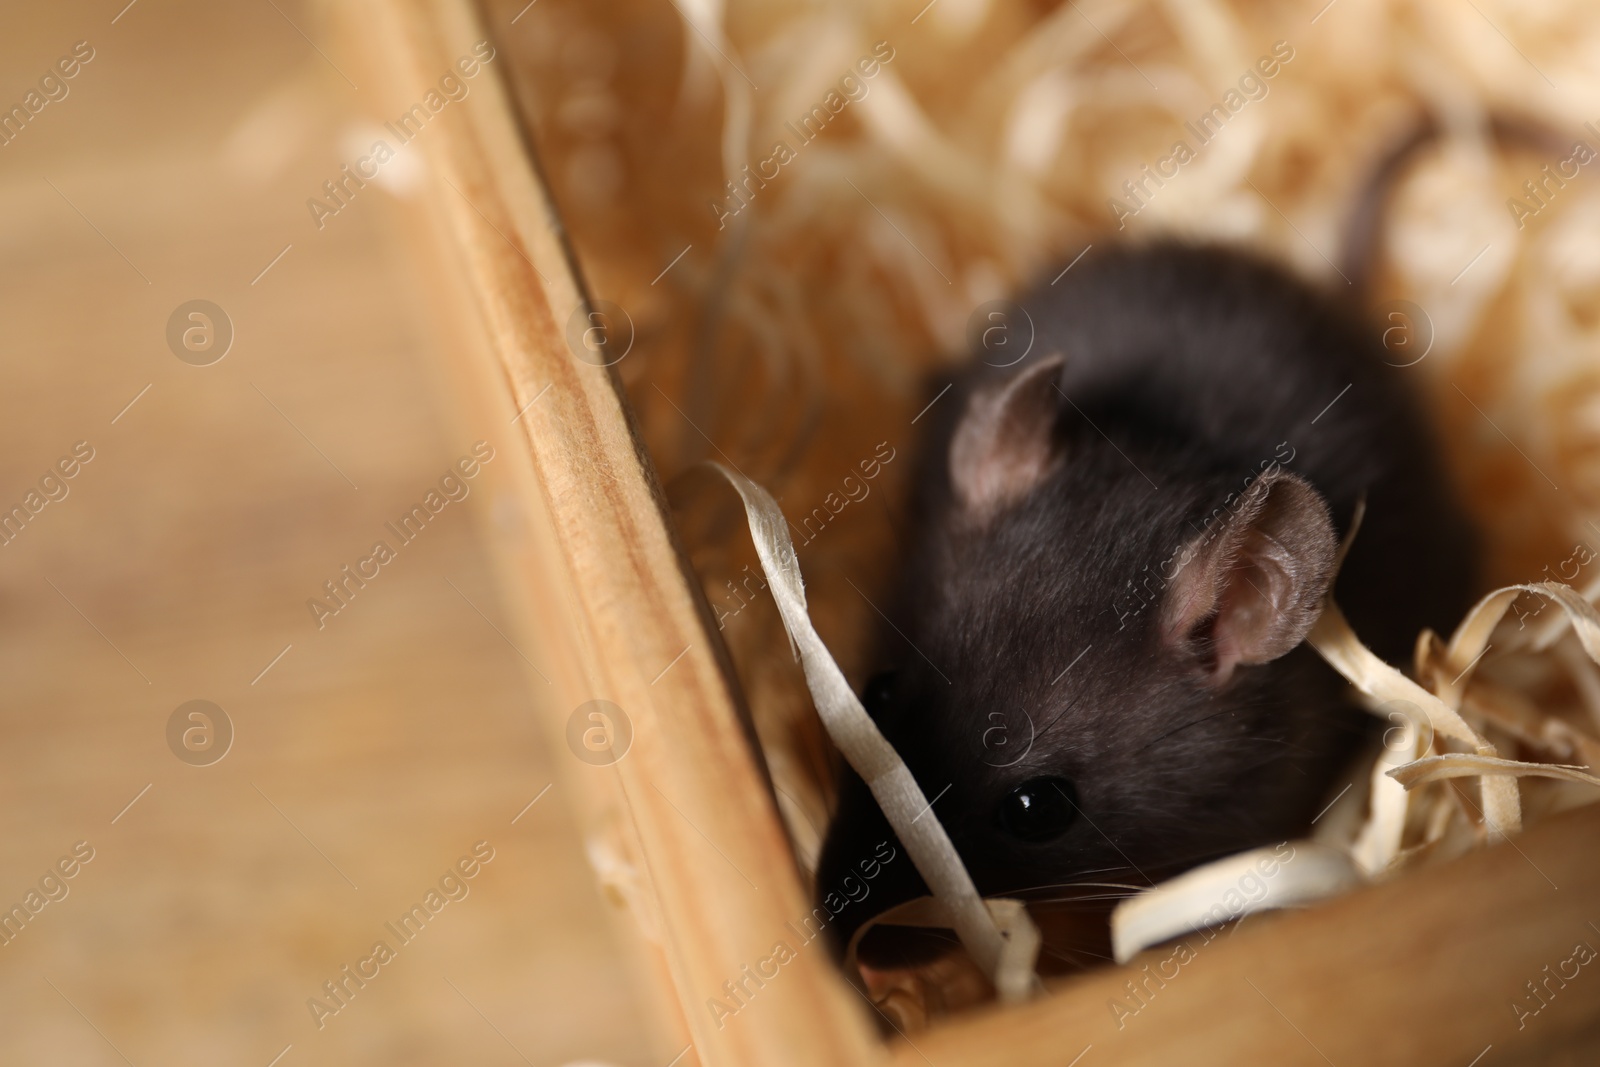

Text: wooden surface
xmin=0 ymin=3 xmax=663 ymax=1065
xmin=337 ymin=1 xmax=887 ymax=1065
xmin=895 ymin=801 xmax=1600 ymax=1067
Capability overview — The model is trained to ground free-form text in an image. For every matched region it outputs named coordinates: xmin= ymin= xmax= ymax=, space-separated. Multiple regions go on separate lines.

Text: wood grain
xmin=0 ymin=2 xmax=660 ymax=1064
xmin=339 ymin=1 xmax=887 ymax=1063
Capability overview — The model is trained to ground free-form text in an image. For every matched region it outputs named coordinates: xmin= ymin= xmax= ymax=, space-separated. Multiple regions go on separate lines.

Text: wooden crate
xmin=339 ymin=1 xmax=1600 ymax=1063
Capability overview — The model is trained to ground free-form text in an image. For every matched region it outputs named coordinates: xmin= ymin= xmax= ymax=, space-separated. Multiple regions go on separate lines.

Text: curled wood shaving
xmin=1444 ymin=582 xmax=1600 ymax=680
xmin=1350 ymin=734 xmax=1411 ymax=876
xmin=1306 ymin=597 xmax=1518 ymax=846
xmin=1388 ymin=753 xmax=1600 ymax=790
xmin=1109 ymin=843 xmax=1363 ymax=965
xmin=1309 ymin=599 xmax=1489 ymax=751
xmin=713 ymin=465 xmax=1041 ymax=1002
xmin=845 ymin=896 xmax=1042 ymax=1005
xmin=1462 ymin=677 xmax=1600 ymax=767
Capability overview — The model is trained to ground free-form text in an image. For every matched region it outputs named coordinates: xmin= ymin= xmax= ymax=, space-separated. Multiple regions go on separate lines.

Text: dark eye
xmin=861 ymin=670 xmax=898 ymax=719
xmin=996 ymin=777 xmax=1079 ymax=842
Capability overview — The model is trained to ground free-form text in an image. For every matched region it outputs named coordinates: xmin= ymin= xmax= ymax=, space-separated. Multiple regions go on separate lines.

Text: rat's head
xmin=816 ymin=354 xmax=1349 ymax=968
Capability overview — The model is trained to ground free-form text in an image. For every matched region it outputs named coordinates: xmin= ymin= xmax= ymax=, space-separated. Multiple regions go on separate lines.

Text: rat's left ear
xmin=1160 ymin=470 xmax=1337 ymax=685
xmin=949 ymin=354 xmax=1066 ymax=520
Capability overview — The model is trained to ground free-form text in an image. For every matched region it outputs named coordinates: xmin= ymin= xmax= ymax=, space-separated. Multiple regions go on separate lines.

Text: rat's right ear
xmin=949 ymin=354 xmax=1066 ymax=520
xmin=1160 ymin=470 xmax=1337 ymax=685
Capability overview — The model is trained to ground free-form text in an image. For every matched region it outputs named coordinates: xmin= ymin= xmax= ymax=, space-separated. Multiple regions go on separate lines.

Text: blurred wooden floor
xmin=0 ymin=3 xmax=664 ymax=1064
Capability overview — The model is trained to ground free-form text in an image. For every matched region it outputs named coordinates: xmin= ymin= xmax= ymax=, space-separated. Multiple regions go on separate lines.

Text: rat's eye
xmin=996 ymin=777 xmax=1079 ymax=842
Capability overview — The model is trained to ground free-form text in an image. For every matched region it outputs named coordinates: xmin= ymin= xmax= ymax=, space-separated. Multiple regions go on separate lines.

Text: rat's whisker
xmin=1026 ymin=890 xmax=1141 ymax=903
xmin=1131 ymin=706 xmax=1237 ymax=754
xmin=1012 ymin=880 xmax=1146 ymax=894
xmin=1038 ymin=941 xmax=1114 ymax=968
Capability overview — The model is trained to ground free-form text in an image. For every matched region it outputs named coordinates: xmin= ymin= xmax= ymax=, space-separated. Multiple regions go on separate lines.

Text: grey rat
xmin=813 ymin=240 xmax=1477 ymax=970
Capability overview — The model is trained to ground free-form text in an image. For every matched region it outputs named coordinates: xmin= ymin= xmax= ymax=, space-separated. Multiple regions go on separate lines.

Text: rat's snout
xmin=814 ymin=767 xmax=958 ymax=969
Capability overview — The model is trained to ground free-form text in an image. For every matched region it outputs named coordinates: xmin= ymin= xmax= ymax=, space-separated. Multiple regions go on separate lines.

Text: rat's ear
xmin=949 ymin=354 xmax=1066 ymax=519
xmin=1160 ymin=470 xmax=1337 ymax=685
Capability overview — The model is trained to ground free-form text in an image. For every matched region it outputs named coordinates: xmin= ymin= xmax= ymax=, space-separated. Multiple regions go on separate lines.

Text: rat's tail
xmin=1340 ymin=111 xmax=1571 ymax=297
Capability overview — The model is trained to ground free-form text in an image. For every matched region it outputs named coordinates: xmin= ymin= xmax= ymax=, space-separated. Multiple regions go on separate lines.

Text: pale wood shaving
xmin=1388 ymin=752 xmax=1600 ymax=789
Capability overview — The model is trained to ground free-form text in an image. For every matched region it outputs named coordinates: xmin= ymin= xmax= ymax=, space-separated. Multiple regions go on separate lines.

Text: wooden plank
xmin=0 ymin=3 xmax=663 ymax=1060
xmin=339 ymin=1 xmax=886 ymax=1063
xmin=893 ymin=802 xmax=1600 ymax=1066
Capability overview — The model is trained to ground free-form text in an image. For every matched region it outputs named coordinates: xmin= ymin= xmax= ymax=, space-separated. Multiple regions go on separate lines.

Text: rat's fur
xmin=815 ymin=242 xmax=1476 ymax=968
